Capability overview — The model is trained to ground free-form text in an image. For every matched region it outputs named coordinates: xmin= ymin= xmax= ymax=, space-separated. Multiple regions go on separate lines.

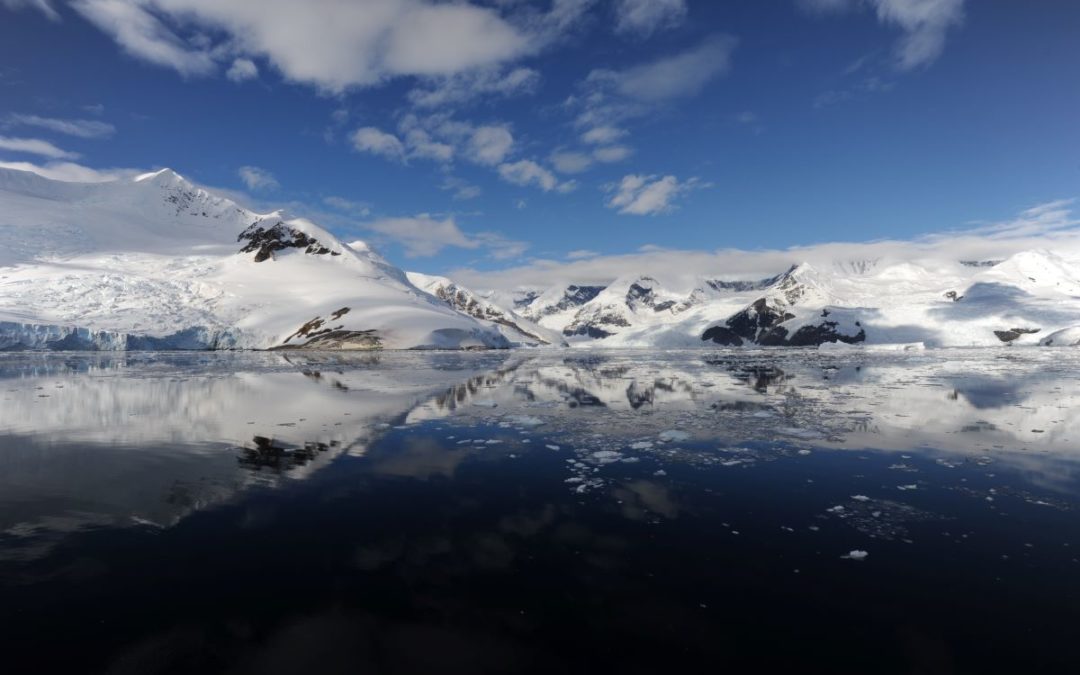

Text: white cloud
xmin=5 ymin=114 xmax=116 ymax=139
xmin=874 ymin=0 xmax=965 ymax=70
xmin=323 ymin=195 xmax=371 ymax=218
xmin=63 ymin=0 xmax=591 ymax=92
xmin=497 ymin=159 xmax=557 ymax=191
xmin=592 ymin=145 xmax=632 ymax=163
xmin=581 ymin=125 xmax=627 ymax=145
xmin=226 ymin=57 xmax=258 ymax=82
xmin=0 ymin=135 xmax=78 ymax=159
xmin=362 ymin=213 xmax=527 ymax=259
xmin=801 ymin=0 xmax=965 ymax=70
xmin=614 ymin=0 xmax=687 ymax=38
xmin=1 ymin=0 xmax=59 ymax=21
xmin=404 ymin=128 xmax=455 ymax=162
xmin=449 ymin=200 xmax=1080 ymax=292
xmin=593 ymin=35 xmax=738 ymax=102
xmin=550 ymin=149 xmax=593 ymax=174
xmin=237 ymin=165 xmax=278 ymax=191
xmin=440 ymin=176 xmax=482 ymax=201
xmin=71 ymin=0 xmax=217 ymax=77
xmin=0 ymin=159 xmax=140 ymax=182
xmin=365 ymin=214 xmax=474 ymax=257
xmin=351 ymin=126 xmax=406 ymax=163
xmin=467 ymin=125 xmax=514 ymax=166
xmin=605 ymin=174 xmax=705 ymax=215
xmin=407 ymin=66 xmax=540 ymax=109
xmin=550 ymin=144 xmax=631 ymax=173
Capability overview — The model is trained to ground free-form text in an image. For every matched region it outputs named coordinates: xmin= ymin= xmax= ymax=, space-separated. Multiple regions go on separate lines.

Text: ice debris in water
xmin=842 ymin=550 xmax=869 ymax=561
xmin=507 ymin=415 xmax=544 ymax=427
xmin=658 ymin=430 xmax=690 ymax=442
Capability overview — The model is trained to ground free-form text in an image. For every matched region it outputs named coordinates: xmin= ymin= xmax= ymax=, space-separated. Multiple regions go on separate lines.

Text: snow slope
xmin=0 ymin=168 xmax=508 ymax=350
xmin=405 ymin=272 xmax=566 ymax=347
xmin=512 ymin=252 xmax=1080 ymax=348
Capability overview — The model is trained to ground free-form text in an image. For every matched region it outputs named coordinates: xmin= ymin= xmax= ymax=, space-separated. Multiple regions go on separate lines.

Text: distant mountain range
xmin=1 ymin=167 xmax=1078 ymax=351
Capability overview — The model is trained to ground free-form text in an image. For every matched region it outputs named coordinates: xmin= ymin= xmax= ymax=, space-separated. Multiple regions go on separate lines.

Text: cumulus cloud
xmin=323 ymin=195 xmax=371 ymax=218
xmin=497 ymin=159 xmax=558 ymax=191
xmin=407 ymin=66 xmax=540 ymax=109
xmin=237 ymin=165 xmax=278 ymax=191
xmin=60 ymin=0 xmax=589 ymax=92
xmin=361 ymin=213 xmax=527 ymax=259
xmin=549 ymin=149 xmax=593 ymax=174
xmin=551 ymin=145 xmax=632 ymax=174
xmin=592 ymin=144 xmax=632 ymax=163
xmin=225 ymin=57 xmax=258 ymax=82
xmin=467 ymin=125 xmax=514 ymax=166
xmin=4 ymin=114 xmax=116 ymax=139
xmin=605 ymin=174 xmax=705 ymax=215
xmin=364 ymin=214 xmax=475 ymax=257
xmin=581 ymin=125 xmax=627 ymax=145
xmin=440 ymin=175 xmax=482 ymax=201
xmin=0 ymin=135 xmax=78 ymax=159
xmin=71 ymin=0 xmax=217 ymax=77
xmin=800 ymin=0 xmax=965 ymax=70
xmin=613 ymin=0 xmax=687 ymax=38
xmin=351 ymin=126 xmax=407 ymax=163
xmin=450 ymin=199 xmax=1080 ymax=292
xmin=404 ymin=128 xmax=455 ymax=162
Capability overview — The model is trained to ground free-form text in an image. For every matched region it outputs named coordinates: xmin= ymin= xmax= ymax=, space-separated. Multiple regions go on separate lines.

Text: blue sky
xmin=1 ymin=0 xmax=1078 ymax=284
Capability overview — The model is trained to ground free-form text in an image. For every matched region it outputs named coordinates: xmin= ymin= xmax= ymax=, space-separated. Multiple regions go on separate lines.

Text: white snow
xmin=507 ymin=251 xmax=1080 ymax=349
xmin=0 ymin=168 xmax=508 ymax=351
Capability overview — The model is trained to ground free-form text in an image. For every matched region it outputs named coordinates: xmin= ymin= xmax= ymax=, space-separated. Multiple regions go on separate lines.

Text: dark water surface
xmin=1 ymin=349 xmax=1079 ymax=674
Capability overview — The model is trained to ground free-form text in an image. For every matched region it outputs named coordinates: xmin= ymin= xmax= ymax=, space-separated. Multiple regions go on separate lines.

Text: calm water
xmin=1 ymin=349 xmax=1079 ymax=674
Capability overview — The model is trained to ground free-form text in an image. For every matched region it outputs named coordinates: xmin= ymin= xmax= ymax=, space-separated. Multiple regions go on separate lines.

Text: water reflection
xmin=1 ymin=349 xmax=1079 ymax=536
xmin=1 ymin=349 xmax=1080 ymax=672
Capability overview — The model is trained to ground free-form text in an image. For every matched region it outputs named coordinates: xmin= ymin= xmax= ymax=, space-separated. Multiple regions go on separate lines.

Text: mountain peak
xmin=134 ymin=168 xmax=185 ymax=184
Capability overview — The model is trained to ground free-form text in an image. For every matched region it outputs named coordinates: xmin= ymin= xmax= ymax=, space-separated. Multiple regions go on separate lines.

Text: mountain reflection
xmin=1 ymin=348 xmax=1078 ymax=559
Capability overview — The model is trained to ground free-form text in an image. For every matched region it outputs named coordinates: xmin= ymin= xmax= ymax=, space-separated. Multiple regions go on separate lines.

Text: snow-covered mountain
xmin=0 ymin=168 xmax=513 ymax=351
xmin=405 ymin=272 xmax=566 ymax=347
xmin=511 ymin=253 xmax=1080 ymax=348
xmin=3 ymin=166 xmax=1079 ymax=352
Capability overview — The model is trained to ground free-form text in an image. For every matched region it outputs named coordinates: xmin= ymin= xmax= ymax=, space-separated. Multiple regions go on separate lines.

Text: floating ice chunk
xmin=898 ymin=484 xmax=918 ymax=491
xmin=472 ymin=400 xmax=498 ymax=408
xmin=842 ymin=550 xmax=869 ymax=561
xmin=630 ymin=441 xmax=654 ymax=450
xmin=508 ymin=415 xmax=543 ymax=427
xmin=545 ymin=444 xmax=561 ymax=451
xmin=653 ymin=469 xmax=667 ymax=476
xmin=590 ymin=450 xmax=624 ymax=465
xmin=658 ymin=430 xmax=690 ymax=442
xmin=851 ymin=495 xmax=870 ymax=502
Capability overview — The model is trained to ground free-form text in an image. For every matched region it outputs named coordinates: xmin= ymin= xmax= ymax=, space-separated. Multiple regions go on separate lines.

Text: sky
xmin=0 ymin=0 xmax=1078 ymax=289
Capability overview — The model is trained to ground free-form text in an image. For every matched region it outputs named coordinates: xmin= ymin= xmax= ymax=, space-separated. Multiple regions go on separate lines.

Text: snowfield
xmin=0 ymin=168 xmax=512 ymax=351
xmin=513 ymin=253 xmax=1080 ymax=349
xmin=2 ymin=167 xmax=1079 ymax=351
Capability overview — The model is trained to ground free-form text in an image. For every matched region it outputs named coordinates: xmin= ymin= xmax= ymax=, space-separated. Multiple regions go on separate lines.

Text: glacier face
xmin=0 ymin=168 xmax=511 ymax=351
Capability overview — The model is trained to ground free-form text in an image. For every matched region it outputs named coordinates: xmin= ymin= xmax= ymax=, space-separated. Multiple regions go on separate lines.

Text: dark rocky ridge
xmin=238 ymin=221 xmax=340 ymax=263
xmin=702 ymin=298 xmax=865 ymax=347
